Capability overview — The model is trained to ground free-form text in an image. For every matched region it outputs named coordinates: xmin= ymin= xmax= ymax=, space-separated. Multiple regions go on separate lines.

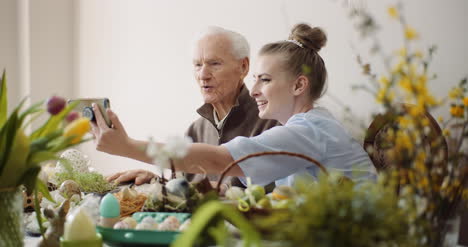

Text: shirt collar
xmin=196 ymin=83 xmax=250 ymax=123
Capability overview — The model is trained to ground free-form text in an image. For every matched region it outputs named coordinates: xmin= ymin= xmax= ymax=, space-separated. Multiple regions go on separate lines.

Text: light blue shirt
xmin=222 ymin=107 xmax=377 ymax=186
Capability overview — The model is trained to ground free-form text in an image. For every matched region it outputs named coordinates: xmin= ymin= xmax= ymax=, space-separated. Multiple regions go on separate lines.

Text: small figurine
xmin=38 ymin=199 xmax=70 ymax=247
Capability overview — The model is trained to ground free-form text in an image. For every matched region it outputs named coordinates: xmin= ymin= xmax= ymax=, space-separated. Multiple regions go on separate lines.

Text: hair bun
xmin=289 ymin=23 xmax=327 ymax=52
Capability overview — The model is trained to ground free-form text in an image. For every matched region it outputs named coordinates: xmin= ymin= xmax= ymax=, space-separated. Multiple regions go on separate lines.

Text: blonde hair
xmin=259 ymin=23 xmax=327 ymax=101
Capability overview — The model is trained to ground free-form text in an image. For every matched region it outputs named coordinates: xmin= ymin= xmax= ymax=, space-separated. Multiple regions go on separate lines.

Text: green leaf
xmin=30 ymin=100 xmax=79 ymax=140
xmin=27 ymin=151 xmax=59 ymax=166
xmin=19 ymin=166 xmax=41 ymax=192
xmin=37 ymin=179 xmax=54 ymax=202
xmin=19 ymin=100 xmax=44 ymax=125
xmin=34 ymin=189 xmax=46 ymax=236
xmin=0 ymin=69 xmax=7 ymax=128
xmin=0 ymin=109 xmax=20 ymax=176
xmin=172 ymin=201 xmax=261 ymax=247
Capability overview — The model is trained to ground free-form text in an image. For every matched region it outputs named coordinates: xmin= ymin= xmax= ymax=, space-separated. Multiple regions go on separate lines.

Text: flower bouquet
xmin=349 ymin=4 xmax=468 ymax=246
xmin=0 ymin=70 xmax=91 ymax=246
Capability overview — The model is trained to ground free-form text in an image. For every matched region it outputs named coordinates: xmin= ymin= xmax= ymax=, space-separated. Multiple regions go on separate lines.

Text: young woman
xmin=96 ymin=23 xmax=376 ymax=187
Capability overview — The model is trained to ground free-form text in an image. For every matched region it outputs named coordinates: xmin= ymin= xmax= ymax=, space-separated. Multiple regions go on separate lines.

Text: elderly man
xmin=93 ymin=27 xmax=279 ymax=187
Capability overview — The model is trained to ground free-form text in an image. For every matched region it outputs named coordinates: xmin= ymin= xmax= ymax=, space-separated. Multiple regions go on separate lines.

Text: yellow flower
xmin=414 ymin=50 xmax=423 ymax=59
xmin=388 ymin=6 xmax=398 ymax=19
xmin=376 ymin=88 xmax=386 ymax=103
xmin=405 ymin=26 xmax=419 ymax=40
xmin=378 ymin=76 xmax=390 ymax=86
xmin=397 ymin=47 xmax=407 ymax=57
xmin=449 ymin=87 xmax=463 ymax=99
xmin=437 ymin=116 xmax=443 ymax=123
xmin=397 ymin=116 xmax=412 ymax=128
xmin=392 ymin=60 xmax=406 ymax=74
xmin=63 ymin=117 xmax=91 ymax=144
xmin=409 ymin=104 xmax=424 ymax=117
xmin=464 ymin=97 xmax=468 ymax=106
xmin=395 ymin=130 xmax=414 ymax=153
xmin=450 ymin=105 xmax=464 ymax=118
xmin=398 ymin=77 xmax=412 ymax=92
xmin=443 ymin=129 xmax=451 ymax=137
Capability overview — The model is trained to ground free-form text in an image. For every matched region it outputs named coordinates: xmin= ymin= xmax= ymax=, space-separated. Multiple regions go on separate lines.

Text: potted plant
xmin=0 ymin=70 xmax=91 ymax=246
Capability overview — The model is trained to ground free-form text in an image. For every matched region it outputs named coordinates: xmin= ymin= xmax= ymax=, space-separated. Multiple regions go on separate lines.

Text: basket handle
xmin=216 ymin=151 xmax=328 ymax=193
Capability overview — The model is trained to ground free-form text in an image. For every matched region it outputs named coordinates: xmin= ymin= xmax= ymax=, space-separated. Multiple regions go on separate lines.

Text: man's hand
xmin=91 ymin=103 xmax=131 ymax=156
xmin=107 ymin=169 xmax=157 ymax=185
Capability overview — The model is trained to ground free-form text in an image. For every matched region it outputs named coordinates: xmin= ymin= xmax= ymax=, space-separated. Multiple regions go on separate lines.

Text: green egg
xmin=100 ymin=193 xmax=120 ymax=218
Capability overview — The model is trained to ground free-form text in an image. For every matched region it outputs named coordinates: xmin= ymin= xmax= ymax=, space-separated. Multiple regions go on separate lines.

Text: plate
xmin=96 ymin=212 xmax=190 ymax=247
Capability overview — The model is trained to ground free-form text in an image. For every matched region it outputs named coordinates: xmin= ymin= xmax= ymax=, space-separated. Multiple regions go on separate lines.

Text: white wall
xmin=0 ymin=0 xmax=21 ymax=110
xmin=0 ymin=0 xmax=76 ymax=125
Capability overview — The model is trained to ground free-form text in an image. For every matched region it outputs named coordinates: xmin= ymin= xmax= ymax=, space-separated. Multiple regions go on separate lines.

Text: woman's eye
xmin=261 ymin=78 xmax=271 ymax=83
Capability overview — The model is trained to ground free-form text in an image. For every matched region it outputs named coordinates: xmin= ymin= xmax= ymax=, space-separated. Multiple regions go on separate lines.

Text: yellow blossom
xmin=449 ymin=87 xmax=463 ymax=99
xmin=376 ymin=88 xmax=386 ymax=103
xmin=398 ymin=77 xmax=412 ymax=92
xmin=442 ymin=129 xmax=451 ymax=137
xmin=450 ymin=105 xmax=464 ymax=118
xmin=405 ymin=26 xmax=419 ymax=40
xmin=409 ymin=104 xmax=425 ymax=117
xmin=397 ymin=47 xmax=407 ymax=57
xmin=437 ymin=116 xmax=443 ymax=123
xmin=378 ymin=76 xmax=390 ymax=86
xmin=464 ymin=97 xmax=468 ymax=106
xmin=421 ymin=118 xmax=429 ymax=127
xmin=63 ymin=117 xmax=91 ymax=144
xmin=414 ymin=50 xmax=423 ymax=59
xmin=388 ymin=90 xmax=396 ymax=101
xmin=397 ymin=116 xmax=412 ymax=128
xmin=392 ymin=60 xmax=406 ymax=74
xmin=388 ymin=6 xmax=398 ymax=19
xmin=395 ymin=130 xmax=414 ymax=153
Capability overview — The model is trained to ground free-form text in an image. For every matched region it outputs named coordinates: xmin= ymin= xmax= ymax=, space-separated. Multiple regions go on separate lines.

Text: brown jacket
xmin=186 ymin=84 xmax=280 ymax=187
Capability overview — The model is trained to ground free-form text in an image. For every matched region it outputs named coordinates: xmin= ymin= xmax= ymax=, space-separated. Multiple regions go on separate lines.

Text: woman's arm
xmin=92 ymin=104 xmax=243 ymax=176
xmin=173 ymin=143 xmax=244 ymax=176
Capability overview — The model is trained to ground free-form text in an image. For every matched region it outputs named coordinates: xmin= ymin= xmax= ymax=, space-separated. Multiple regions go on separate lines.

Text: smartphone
xmin=67 ymin=98 xmax=112 ymax=127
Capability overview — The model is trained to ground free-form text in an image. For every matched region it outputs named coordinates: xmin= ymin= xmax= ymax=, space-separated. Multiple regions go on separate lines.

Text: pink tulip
xmin=66 ymin=111 xmax=80 ymax=123
xmin=47 ymin=96 xmax=66 ymax=115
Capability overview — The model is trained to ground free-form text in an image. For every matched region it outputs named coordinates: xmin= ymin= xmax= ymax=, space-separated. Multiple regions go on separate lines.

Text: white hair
xmin=192 ymin=26 xmax=250 ymax=59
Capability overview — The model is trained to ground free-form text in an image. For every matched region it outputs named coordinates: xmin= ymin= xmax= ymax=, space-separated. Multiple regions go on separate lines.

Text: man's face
xmin=193 ymin=34 xmax=247 ymax=105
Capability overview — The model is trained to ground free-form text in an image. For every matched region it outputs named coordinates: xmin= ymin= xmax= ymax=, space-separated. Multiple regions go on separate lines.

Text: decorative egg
xmin=158 ymin=216 xmax=180 ymax=231
xmin=59 ymin=180 xmax=81 ymax=199
xmin=136 ymin=217 xmax=158 ymax=230
xmin=225 ymin=186 xmax=245 ymax=200
xmin=121 ymin=217 xmax=138 ymax=229
xmin=113 ymin=221 xmax=131 ymax=229
xmin=179 ymin=219 xmax=191 ymax=231
xmin=165 ymin=178 xmax=190 ymax=198
xmin=63 ymin=208 xmax=97 ymax=241
xmin=56 ymin=149 xmax=90 ymax=173
xmin=99 ymin=193 xmax=120 ymax=218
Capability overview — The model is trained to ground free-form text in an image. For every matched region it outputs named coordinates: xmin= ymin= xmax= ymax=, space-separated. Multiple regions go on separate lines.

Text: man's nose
xmin=199 ymin=65 xmax=212 ymax=80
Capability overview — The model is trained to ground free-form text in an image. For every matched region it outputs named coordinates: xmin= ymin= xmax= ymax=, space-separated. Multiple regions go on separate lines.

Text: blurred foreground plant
xmin=0 ymin=70 xmax=90 ymax=245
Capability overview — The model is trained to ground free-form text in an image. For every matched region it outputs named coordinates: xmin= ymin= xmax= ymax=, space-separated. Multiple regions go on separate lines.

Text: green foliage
xmin=55 ymin=171 xmax=116 ymax=194
xmin=256 ymin=175 xmax=425 ymax=246
xmin=172 ymin=200 xmax=261 ymax=247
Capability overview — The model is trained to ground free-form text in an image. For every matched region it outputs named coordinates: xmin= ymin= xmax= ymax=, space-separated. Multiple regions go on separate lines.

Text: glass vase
xmin=0 ymin=188 xmax=24 ymax=247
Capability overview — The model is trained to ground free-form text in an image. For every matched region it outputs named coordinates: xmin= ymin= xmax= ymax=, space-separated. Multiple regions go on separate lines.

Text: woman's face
xmin=251 ymin=54 xmax=296 ymax=124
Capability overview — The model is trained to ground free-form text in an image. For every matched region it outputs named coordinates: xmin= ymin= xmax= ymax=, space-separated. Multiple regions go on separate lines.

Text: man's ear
xmin=240 ymin=57 xmax=250 ymax=79
xmin=292 ymin=75 xmax=309 ymax=96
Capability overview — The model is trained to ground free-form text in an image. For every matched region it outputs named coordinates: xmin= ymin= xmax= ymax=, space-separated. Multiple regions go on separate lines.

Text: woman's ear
xmin=292 ymin=75 xmax=309 ymax=96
